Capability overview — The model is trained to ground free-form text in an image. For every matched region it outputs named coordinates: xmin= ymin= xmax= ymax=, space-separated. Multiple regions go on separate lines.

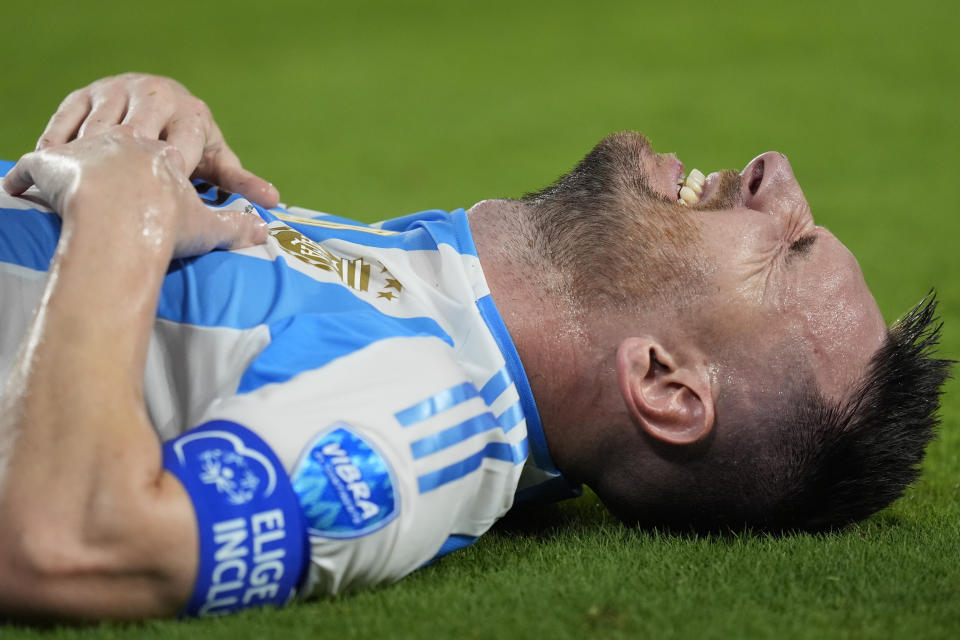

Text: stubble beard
xmin=522 ymin=132 xmax=737 ymax=313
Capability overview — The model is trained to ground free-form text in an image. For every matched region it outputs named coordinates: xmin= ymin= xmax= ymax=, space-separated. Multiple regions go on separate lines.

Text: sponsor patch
xmin=292 ymin=423 xmax=399 ymax=538
xmin=162 ymin=420 xmax=308 ymax=617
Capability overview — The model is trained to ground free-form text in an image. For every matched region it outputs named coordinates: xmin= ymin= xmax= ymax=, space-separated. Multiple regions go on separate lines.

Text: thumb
xmin=3 ymin=153 xmax=39 ymax=196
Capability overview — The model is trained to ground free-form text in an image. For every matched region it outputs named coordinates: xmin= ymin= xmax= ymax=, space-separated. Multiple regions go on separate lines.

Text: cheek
xmin=701 ymin=208 xmax=782 ymax=255
xmin=801 ymin=296 xmax=851 ymax=359
xmin=807 ymin=295 xmax=880 ymax=351
xmin=796 ymin=250 xmax=873 ymax=352
xmin=707 ymin=235 xmax=780 ymax=304
xmin=794 ymin=278 xmax=885 ymax=398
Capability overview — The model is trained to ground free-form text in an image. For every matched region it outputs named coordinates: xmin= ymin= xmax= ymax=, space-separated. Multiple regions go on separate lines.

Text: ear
xmin=616 ymin=336 xmax=715 ymax=446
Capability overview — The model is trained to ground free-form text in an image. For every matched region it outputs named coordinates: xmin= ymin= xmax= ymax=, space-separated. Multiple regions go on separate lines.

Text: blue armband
xmin=162 ymin=420 xmax=308 ymax=617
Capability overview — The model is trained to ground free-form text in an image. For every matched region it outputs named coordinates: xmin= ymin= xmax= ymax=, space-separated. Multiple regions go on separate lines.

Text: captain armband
xmin=162 ymin=420 xmax=309 ymax=617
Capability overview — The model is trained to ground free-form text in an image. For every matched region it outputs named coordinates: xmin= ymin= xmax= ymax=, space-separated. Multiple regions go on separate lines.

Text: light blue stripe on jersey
xmin=194 ymin=183 xmax=376 ymax=227
xmin=0 ymin=159 xmax=15 ymax=176
xmin=479 ymin=366 xmax=511 ymax=406
xmin=0 ymin=207 xmax=453 ymax=387
xmin=475 ymin=294 xmax=557 ymax=474
xmin=159 ymin=252 xmax=452 ymax=352
xmin=432 ymin=534 xmax=478 ymax=560
xmin=394 ymin=381 xmax=479 ymax=427
xmin=376 ymin=208 xmax=451 ymax=233
xmin=417 ymin=439 xmax=529 ymax=493
xmin=374 ymin=208 xmax=478 ymax=258
xmin=409 ymin=411 xmax=499 ymax=459
xmin=400 ymin=369 xmax=529 ymax=490
xmin=396 ymin=369 xmax=520 ymax=432
xmin=0 ymin=208 xmax=61 ymax=272
xmin=496 ymin=401 xmax=525 ymax=433
xmin=186 ymin=182 xmax=477 ymax=257
xmin=161 ymin=250 xmax=382 ymax=329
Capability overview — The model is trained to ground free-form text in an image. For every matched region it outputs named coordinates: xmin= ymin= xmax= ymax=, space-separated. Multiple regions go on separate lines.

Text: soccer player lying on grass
xmin=0 ymin=74 xmax=950 ymax=622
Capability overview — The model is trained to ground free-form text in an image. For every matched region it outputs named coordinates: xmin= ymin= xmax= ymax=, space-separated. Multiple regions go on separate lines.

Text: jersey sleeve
xmin=161 ymin=420 xmax=309 ymax=617
xmin=191 ymin=332 xmax=526 ymax=600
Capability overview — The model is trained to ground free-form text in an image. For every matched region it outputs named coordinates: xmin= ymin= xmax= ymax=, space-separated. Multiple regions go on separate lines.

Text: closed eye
xmin=787 ymin=234 xmax=817 ymax=258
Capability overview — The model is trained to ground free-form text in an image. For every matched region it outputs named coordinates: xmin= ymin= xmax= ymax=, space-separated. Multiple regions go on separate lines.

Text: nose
xmin=740 ymin=151 xmax=808 ymax=215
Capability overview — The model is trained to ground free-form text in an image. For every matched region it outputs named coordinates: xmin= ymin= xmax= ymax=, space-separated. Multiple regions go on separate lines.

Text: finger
xmin=176 ymin=200 xmax=269 ymax=258
xmin=36 ymin=90 xmax=91 ymax=150
xmin=213 ymin=165 xmax=281 ymax=209
xmin=2 ymin=153 xmax=37 ymax=196
xmin=163 ymin=116 xmax=206 ymax=177
xmin=194 ymin=138 xmax=280 ymax=209
xmin=123 ymin=93 xmax=178 ymax=140
xmin=167 ymin=111 xmax=279 ymax=208
xmin=205 ymin=203 xmax=270 ymax=250
xmin=77 ymin=91 xmax=130 ymax=139
xmin=224 ymin=205 xmax=270 ymax=248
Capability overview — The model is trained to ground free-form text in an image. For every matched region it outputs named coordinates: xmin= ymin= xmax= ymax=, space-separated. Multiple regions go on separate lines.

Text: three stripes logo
xmin=394 ymin=369 xmax=530 ymax=494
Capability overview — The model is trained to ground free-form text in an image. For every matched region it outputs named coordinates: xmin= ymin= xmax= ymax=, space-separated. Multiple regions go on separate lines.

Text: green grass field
xmin=2 ymin=0 xmax=959 ymax=637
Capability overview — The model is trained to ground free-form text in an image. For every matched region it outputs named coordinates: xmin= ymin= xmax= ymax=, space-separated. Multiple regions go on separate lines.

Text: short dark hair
xmin=605 ymin=293 xmax=952 ymax=533
xmin=768 ymin=293 xmax=953 ymax=532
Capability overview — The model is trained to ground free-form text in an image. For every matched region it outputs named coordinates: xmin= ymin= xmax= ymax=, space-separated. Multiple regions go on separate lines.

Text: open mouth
xmin=676 ymin=168 xmax=706 ymax=206
xmin=675 ymin=156 xmax=765 ymax=207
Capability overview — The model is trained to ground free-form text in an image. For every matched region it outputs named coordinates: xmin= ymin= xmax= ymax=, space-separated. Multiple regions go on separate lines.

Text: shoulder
xmin=199 ymin=337 xmax=527 ymax=596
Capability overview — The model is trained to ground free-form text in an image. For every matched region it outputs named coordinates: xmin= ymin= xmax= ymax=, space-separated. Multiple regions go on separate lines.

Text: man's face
xmin=533 ymin=132 xmax=887 ymax=400
xmin=675 ymin=149 xmax=887 ymax=401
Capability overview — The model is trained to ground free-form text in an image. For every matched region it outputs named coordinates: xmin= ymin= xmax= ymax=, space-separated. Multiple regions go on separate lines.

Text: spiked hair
xmin=603 ymin=294 xmax=953 ymax=533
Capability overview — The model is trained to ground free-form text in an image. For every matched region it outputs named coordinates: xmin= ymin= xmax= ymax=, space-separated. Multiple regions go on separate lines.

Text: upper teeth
xmin=677 ymin=168 xmax=705 ymax=206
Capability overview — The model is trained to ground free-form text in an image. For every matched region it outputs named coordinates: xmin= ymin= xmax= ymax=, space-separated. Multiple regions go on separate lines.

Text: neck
xmin=467 ymin=199 xmax=619 ymax=483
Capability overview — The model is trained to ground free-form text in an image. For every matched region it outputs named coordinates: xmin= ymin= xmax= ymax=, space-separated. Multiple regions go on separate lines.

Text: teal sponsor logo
xmin=292 ymin=424 xmax=398 ymax=538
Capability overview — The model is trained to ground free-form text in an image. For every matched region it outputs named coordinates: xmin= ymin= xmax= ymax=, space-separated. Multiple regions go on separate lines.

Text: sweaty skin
xmin=0 ymin=75 xmax=890 ymax=622
xmin=468 ymin=140 xmax=886 ymax=482
xmin=687 ymin=152 xmax=886 ymax=403
xmin=0 ymin=128 xmax=267 ymax=620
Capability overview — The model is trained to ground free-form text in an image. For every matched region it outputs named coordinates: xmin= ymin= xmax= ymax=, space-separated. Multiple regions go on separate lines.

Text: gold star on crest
xmin=377 ymin=291 xmax=397 ymax=301
xmin=384 ymin=278 xmax=403 ymax=292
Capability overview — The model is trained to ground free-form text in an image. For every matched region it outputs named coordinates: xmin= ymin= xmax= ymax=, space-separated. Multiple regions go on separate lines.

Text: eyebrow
xmin=787 ymin=234 xmax=818 ymax=258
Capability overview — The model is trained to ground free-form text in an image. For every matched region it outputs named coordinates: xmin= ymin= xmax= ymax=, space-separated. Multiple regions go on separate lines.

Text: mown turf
xmin=2 ymin=0 xmax=958 ymax=637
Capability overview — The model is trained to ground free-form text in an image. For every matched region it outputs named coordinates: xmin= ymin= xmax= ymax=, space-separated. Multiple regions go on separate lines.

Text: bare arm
xmin=0 ymin=128 xmax=267 ymax=621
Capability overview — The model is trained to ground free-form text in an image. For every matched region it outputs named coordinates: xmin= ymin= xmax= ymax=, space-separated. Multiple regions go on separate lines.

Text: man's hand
xmin=0 ymin=127 xmax=246 ymax=621
xmin=5 ymin=127 xmax=268 ymax=258
xmin=35 ymin=73 xmax=280 ymax=208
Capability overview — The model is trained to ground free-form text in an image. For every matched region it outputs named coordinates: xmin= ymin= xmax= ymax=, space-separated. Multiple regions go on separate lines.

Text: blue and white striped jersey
xmin=0 ymin=160 xmax=579 ymax=599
